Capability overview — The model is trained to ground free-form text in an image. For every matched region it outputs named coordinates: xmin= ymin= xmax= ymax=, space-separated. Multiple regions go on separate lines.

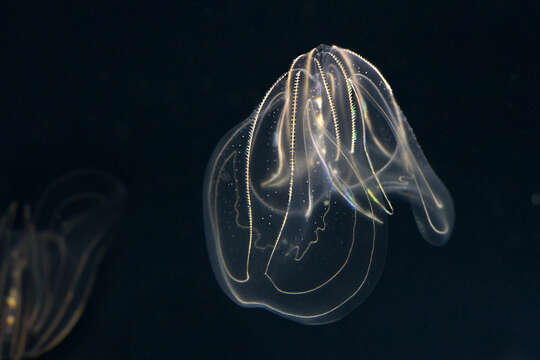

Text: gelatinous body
xmin=204 ymin=45 xmax=454 ymax=324
xmin=0 ymin=170 xmax=126 ymax=358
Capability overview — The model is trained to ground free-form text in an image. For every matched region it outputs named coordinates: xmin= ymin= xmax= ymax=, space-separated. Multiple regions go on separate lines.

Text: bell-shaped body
xmin=0 ymin=170 xmax=126 ymax=359
xmin=203 ymin=44 xmax=454 ymax=324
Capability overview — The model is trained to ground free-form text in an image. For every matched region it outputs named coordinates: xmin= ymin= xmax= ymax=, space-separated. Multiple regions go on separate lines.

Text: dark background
xmin=3 ymin=1 xmax=539 ymax=359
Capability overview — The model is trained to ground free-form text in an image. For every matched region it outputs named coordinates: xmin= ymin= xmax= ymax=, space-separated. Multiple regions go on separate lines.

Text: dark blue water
xmin=3 ymin=2 xmax=539 ymax=359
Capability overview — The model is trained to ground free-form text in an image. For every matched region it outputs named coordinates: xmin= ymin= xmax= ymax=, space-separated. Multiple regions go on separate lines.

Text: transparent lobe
xmin=0 ymin=170 xmax=126 ymax=359
xmin=204 ymin=44 xmax=454 ymax=324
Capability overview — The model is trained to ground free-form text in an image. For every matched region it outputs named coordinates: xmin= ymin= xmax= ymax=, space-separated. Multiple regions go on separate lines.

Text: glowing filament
xmin=315 ymin=96 xmax=322 ymax=109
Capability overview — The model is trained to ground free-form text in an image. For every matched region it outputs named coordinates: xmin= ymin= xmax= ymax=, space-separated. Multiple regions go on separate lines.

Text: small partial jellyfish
xmin=204 ymin=44 xmax=454 ymax=324
xmin=0 ymin=170 xmax=126 ymax=358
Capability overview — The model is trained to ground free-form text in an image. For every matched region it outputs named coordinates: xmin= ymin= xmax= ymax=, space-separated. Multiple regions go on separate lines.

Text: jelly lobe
xmin=204 ymin=45 xmax=454 ymax=324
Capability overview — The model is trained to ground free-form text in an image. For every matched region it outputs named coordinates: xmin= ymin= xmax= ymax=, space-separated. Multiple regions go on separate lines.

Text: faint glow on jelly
xmin=203 ymin=44 xmax=454 ymax=325
xmin=0 ymin=170 xmax=125 ymax=357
